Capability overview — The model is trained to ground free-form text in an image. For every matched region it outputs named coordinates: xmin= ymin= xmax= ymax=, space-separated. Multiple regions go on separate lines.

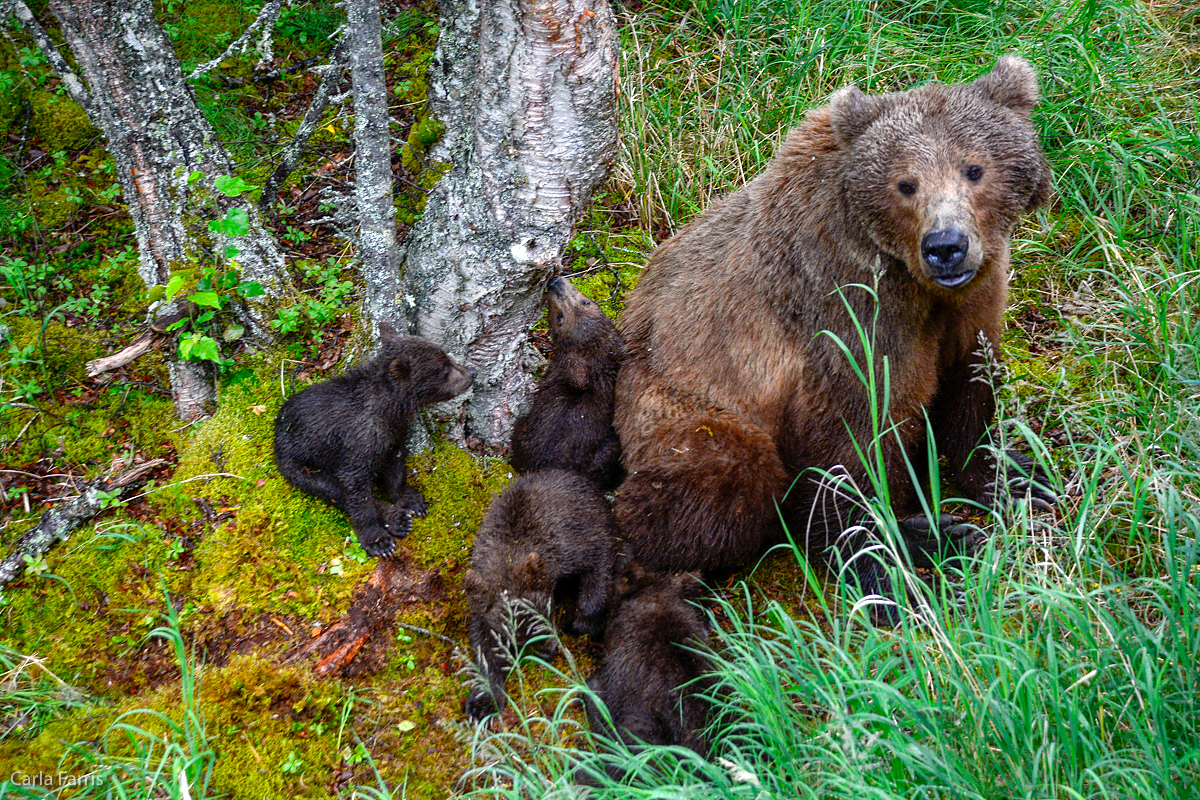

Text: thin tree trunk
xmin=346 ymin=0 xmax=404 ymax=334
xmin=401 ymin=0 xmax=619 ymax=447
xmin=259 ymin=38 xmax=349 ymax=225
xmin=25 ymin=0 xmax=290 ymax=419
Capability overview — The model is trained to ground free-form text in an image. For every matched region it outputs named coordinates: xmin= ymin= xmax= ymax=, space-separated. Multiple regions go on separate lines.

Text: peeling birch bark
xmin=401 ymin=0 xmax=619 ymax=447
xmin=346 ymin=0 xmax=404 ymax=334
xmin=28 ymin=0 xmax=290 ymax=419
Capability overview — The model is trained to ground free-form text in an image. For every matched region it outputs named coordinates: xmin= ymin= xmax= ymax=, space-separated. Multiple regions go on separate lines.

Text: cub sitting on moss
xmin=509 ymin=276 xmax=626 ymax=490
xmin=274 ymin=323 xmax=475 ymax=558
xmin=463 ymin=469 xmax=619 ymax=721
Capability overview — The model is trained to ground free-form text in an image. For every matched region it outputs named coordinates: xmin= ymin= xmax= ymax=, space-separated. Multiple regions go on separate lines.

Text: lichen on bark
xmin=400 ymin=0 xmax=619 ymax=448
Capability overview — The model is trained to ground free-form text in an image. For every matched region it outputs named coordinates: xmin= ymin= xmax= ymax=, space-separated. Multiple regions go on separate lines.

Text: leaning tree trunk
xmin=346 ymin=0 xmax=404 ymax=335
xmin=401 ymin=0 xmax=619 ymax=447
xmin=31 ymin=0 xmax=289 ymax=418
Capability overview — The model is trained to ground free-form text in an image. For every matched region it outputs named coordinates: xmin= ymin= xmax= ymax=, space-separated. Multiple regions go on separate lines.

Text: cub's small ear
xmin=378 ymin=320 xmax=400 ymax=342
xmin=614 ymin=558 xmax=650 ymax=596
xmin=463 ymin=569 xmax=484 ymax=594
xmin=388 ymin=355 xmax=412 ymax=383
xmin=971 ymin=55 xmax=1040 ymax=116
xmin=828 ymin=85 xmax=887 ymax=145
xmin=676 ymin=571 xmax=705 ymax=601
xmin=517 ymin=551 xmax=548 ymax=586
xmin=563 ymin=354 xmax=590 ymax=390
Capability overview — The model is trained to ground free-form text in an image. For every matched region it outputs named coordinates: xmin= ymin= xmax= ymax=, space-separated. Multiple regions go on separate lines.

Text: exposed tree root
xmin=287 ymin=553 xmax=453 ymax=677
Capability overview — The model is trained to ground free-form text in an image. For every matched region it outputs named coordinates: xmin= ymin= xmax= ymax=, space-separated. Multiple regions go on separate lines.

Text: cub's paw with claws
xmin=355 ymin=524 xmax=397 ymax=558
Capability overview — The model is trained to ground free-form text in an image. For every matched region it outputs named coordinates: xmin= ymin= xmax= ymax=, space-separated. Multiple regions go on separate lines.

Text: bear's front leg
xmin=382 ymin=448 xmax=428 ymax=518
xmin=374 ymin=500 xmax=414 ymax=539
xmin=930 ymin=343 xmax=1056 ymax=512
xmin=567 ymin=566 xmax=612 ymax=639
xmin=338 ymin=471 xmax=395 ymax=558
xmin=464 ymin=614 xmax=513 ymax=721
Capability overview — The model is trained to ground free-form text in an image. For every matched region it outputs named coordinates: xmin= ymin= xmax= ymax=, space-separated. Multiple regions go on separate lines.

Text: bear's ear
xmin=388 ymin=355 xmax=412 ymax=383
xmin=676 ymin=571 xmax=705 ymax=601
xmin=971 ymin=55 xmax=1040 ymax=116
xmin=378 ymin=320 xmax=401 ymax=343
xmin=1027 ymin=157 xmax=1054 ymax=213
xmin=563 ymin=354 xmax=590 ymax=390
xmin=463 ymin=569 xmax=484 ymax=595
xmin=828 ymin=85 xmax=887 ymax=145
xmin=517 ymin=551 xmax=548 ymax=586
xmin=614 ymin=558 xmax=649 ymax=596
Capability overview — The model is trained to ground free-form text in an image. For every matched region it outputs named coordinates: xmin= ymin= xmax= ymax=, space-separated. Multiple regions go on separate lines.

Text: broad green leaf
xmin=191 ymin=291 xmax=222 ymax=309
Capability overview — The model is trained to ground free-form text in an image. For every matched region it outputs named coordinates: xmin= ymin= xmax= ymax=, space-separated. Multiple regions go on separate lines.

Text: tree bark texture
xmin=49 ymin=0 xmax=287 ymax=294
xmin=346 ymin=0 xmax=404 ymax=335
xmin=44 ymin=0 xmax=290 ymax=419
xmin=401 ymin=0 xmax=619 ymax=447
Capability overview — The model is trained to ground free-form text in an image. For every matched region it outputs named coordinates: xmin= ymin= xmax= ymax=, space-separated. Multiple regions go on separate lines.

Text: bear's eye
xmin=555 ymin=312 xmax=564 ymax=326
xmin=897 ymin=181 xmax=917 ymax=196
xmin=581 ymin=300 xmax=591 ymax=306
xmin=965 ymin=165 xmax=983 ymax=181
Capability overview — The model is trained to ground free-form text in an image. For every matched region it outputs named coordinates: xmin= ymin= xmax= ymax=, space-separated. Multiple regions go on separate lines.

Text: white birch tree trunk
xmin=401 ymin=0 xmax=619 ymax=447
xmin=35 ymin=0 xmax=290 ymax=418
xmin=346 ymin=0 xmax=404 ymax=334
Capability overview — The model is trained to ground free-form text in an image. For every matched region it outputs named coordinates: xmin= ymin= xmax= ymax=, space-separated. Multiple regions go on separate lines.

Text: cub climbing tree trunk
xmin=25 ymin=0 xmax=289 ymax=419
xmin=401 ymin=0 xmax=619 ymax=448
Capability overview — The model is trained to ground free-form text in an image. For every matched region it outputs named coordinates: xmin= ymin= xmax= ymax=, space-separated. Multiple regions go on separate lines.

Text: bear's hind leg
xmin=615 ymin=409 xmax=788 ymax=576
xmin=276 ymin=458 xmax=347 ymax=508
xmin=381 ymin=449 xmax=428 ymax=517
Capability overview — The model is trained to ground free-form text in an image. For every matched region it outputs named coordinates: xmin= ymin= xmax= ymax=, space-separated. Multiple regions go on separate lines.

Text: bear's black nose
xmin=921 ymin=229 xmax=969 ymax=272
xmin=547 ymin=276 xmax=566 ymax=297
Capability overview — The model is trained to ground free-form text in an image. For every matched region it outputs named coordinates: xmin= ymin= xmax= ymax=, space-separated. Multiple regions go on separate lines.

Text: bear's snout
xmin=921 ymin=228 xmax=974 ymax=287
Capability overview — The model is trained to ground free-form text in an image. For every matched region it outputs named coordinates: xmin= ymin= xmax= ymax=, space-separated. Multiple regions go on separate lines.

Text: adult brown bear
xmin=613 ymin=57 xmax=1055 ymax=617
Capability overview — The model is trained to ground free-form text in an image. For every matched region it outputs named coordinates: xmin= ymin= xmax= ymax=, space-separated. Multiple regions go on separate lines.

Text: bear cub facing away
xmin=274 ymin=323 xmax=475 ymax=558
xmin=509 ymin=276 xmax=626 ymax=491
xmin=583 ymin=561 xmax=718 ymax=766
xmin=463 ymin=469 xmax=619 ymax=721
xmin=613 ymin=56 xmax=1056 ymax=617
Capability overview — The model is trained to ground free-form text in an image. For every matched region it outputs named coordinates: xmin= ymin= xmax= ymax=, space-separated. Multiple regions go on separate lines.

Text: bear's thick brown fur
xmin=613 ymin=57 xmax=1054 ymax=613
xmin=463 ymin=469 xmax=619 ymax=720
xmin=509 ymin=277 xmax=626 ymax=490
xmin=274 ymin=324 xmax=475 ymax=558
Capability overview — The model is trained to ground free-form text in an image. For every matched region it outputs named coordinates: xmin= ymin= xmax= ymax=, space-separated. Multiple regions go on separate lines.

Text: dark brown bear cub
xmin=509 ymin=276 xmax=626 ymax=490
xmin=463 ymin=469 xmax=619 ymax=721
xmin=583 ymin=562 xmax=717 ymax=765
xmin=614 ymin=56 xmax=1055 ymax=619
xmin=274 ymin=323 xmax=474 ymax=558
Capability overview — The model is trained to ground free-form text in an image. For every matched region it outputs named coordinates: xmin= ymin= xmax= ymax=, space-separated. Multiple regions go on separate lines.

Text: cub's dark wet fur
xmin=463 ymin=469 xmax=619 ymax=720
xmin=509 ymin=277 xmax=626 ymax=490
xmin=584 ymin=562 xmax=718 ymax=759
xmin=274 ymin=323 xmax=474 ymax=557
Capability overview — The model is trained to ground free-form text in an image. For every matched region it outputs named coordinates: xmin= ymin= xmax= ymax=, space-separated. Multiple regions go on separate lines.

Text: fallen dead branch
xmin=85 ymin=330 xmax=168 ymax=377
xmin=0 ymin=458 xmax=171 ymax=589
